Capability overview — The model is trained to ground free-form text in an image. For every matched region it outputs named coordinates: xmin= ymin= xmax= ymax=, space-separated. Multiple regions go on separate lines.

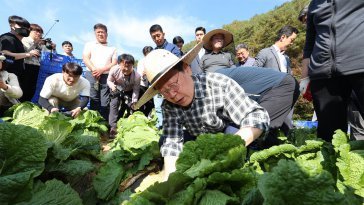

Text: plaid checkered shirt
xmin=161 ymin=72 xmax=270 ymax=157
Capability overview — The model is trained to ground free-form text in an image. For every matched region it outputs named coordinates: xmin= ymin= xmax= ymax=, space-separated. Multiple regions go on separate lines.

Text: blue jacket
xmin=156 ymin=40 xmax=182 ymax=57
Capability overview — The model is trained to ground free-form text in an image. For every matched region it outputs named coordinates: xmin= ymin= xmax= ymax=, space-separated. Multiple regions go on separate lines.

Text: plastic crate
xmin=31 ymin=52 xmax=86 ymax=103
xmin=294 ymin=121 xmax=318 ymax=129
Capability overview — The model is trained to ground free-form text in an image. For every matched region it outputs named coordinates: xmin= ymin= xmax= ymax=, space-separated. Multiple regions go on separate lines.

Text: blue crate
xmin=31 ymin=52 xmax=86 ymax=103
xmin=294 ymin=121 xmax=318 ymax=129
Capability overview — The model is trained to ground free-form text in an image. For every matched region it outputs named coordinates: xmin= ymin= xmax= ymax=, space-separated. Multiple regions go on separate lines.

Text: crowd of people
xmin=1 ymin=0 xmax=363 ymax=181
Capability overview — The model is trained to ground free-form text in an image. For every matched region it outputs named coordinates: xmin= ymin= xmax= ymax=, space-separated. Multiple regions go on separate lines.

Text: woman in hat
xmin=200 ymin=29 xmax=235 ymax=73
xmin=0 ymin=54 xmax=23 ymax=115
xmin=134 ymin=43 xmax=269 ymax=181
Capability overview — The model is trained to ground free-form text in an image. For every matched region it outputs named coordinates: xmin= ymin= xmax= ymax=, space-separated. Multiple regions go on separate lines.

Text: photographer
xmin=38 ymin=62 xmax=90 ymax=118
xmin=20 ymin=23 xmax=43 ymax=102
xmin=0 ymin=54 xmax=22 ymax=116
xmin=107 ymin=54 xmax=141 ymax=137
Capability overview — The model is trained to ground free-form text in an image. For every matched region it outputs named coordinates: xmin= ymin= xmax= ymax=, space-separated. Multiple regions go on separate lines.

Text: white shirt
xmin=22 ymin=37 xmax=40 ymax=66
xmin=62 ymin=52 xmax=75 ymax=58
xmin=198 ymin=47 xmax=205 ymax=59
xmin=40 ymin=73 xmax=90 ymax=102
xmin=273 ymin=45 xmax=288 ymax=73
xmin=136 ymin=57 xmax=149 ymax=87
xmin=83 ymin=41 xmax=117 ymax=74
xmin=0 ymin=71 xmax=22 ymax=106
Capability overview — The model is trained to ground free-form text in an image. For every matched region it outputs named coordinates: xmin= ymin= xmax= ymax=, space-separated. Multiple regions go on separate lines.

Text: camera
xmin=110 ymin=89 xmax=125 ymax=99
xmin=43 ymin=38 xmax=54 ymax=50
xmin=37 ymin=38 xmax=54 ymax=51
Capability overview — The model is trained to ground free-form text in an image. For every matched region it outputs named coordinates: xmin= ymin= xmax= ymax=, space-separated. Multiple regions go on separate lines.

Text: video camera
xmin=37 ymin=38 xmax=54 ymax=51
xmin=110 ymin=89 xmax=125 ymax=99
xmin=110 ymin=88 xmax=131 ymax=105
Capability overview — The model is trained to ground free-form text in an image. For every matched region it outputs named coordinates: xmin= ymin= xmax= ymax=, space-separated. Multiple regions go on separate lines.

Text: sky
xmin=0 ymin=0 xmax=290 ymax=60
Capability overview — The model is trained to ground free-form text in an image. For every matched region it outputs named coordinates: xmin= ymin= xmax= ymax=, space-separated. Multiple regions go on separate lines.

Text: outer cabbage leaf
xmin=16 ymin=179 xmax=82 ymax=205
xmin=176 ymin=133 xmax=246 ymax=176
xmin=258 ymin=159 xmax=362 ymax=205
xmin=46 ymin=159 xmax=95 ymax=176
xmin=198 ymin=189 xmax=238 ymax=205
xmin=93 ymin=160 xmax=125 ymax=200
xmin=62 ymin=129 xmax=101 ymax=158
xmin=287 ymin=127 xmax=317 ymax=146
xmin=11 ymin=102 xmax=47 ymax=128
xmin=249 ymin=144 xmax=297 ymax=162
xmin=116 ymin=111 xmax=158 ymax=133
xmin=38 ymin=114 xmax=73 ymax=145
xmin=0 ymin=123 xmax=48 ymax=204
xmin=126 ymin=172 xmax=193 ymax=205
xmin=333 ymin=130 xmax=364 ymax=197
xmin=102 ymin=111 xmax=161 ymax=170
xmin=70 ymin=110 xmax=108 ymax=133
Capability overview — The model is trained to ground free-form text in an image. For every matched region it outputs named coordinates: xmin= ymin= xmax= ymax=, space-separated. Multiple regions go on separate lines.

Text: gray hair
xmin=235 ymin=43 xmax=249 ymax=51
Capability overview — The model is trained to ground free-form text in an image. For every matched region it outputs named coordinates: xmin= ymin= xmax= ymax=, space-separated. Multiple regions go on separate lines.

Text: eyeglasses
xmin=159 ymin=72 xmax=180 ymax=97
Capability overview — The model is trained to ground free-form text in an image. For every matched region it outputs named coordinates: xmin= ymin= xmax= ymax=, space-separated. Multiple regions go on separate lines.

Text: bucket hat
xmin=202 ymin=29 xmax=233 ymax=50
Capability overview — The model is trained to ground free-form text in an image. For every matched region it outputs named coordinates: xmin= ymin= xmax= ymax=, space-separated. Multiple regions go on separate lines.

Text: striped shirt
xmin=161 ymin=72 xmax=270 ymax=157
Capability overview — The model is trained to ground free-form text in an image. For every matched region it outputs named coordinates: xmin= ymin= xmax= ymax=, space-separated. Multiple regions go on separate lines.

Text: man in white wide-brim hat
xmin=134 ymin=42 xmax=269 ymax=181
xmin=200 ymin=29 xmax=235 ymax=73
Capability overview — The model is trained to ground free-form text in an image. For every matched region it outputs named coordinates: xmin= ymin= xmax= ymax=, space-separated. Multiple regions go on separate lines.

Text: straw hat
xmin=134 ymin=42 xmax=203 ymax=110
xmin=202 ymin=29 xmax=234 ymax=50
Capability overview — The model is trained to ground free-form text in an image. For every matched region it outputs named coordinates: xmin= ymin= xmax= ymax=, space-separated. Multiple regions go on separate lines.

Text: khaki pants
xmin=48 ymin=96 xmax=81 ymax=110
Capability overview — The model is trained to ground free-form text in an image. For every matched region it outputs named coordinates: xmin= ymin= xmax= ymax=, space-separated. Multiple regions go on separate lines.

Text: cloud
xmin=77 ymin=8 xmax=206 ymax=59
xmin=106 ymin=13 xmax=203 ymax=50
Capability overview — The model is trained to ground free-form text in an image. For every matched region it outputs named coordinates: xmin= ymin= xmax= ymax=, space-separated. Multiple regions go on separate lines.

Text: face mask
xmin=14 ymin=27 xmax=30 ymax=37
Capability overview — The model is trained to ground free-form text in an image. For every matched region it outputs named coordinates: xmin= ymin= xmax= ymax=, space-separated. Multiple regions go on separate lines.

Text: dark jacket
xmin=253 ymin=46 xmax=292 ymax=74
xmin=303 ymin=0 xmax=364 ymax=80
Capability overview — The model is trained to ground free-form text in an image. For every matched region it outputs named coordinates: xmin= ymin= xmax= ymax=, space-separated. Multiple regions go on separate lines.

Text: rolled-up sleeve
xmin=160 ymin=104 xmax=184 ymax=157
xmin=131 ymin=72 xmax=141 ymax=103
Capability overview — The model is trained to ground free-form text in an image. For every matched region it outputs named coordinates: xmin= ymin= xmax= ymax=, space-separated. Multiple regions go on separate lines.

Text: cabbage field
xmin=0 ymin=102 xmax=363 ymax=205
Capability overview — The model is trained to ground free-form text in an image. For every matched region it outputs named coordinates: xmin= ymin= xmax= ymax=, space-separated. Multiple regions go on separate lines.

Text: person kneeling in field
xmin=38 ymin=62 xmax=90 ymax=118
xmin=134 ymin=43 xmax=270 ymax=181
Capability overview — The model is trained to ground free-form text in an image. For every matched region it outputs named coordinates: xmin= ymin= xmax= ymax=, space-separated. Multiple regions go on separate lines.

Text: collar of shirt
xmin=156 ymin=39 xmax=167 ymax=49
xmin=273 ymin=45 xmax=285 ymax=54
xmin=210 ymin=50 xmax=223 ymax=55
xmin=95 ymin=41 xmax=108 ymax=46
xmin=273 ymin=45 xmax=288 ymax=72
xmin=238 ymin=59 xmax=247 ymax=65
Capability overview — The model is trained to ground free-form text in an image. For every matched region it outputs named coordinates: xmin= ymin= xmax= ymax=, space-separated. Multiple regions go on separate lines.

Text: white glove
xmin=162 ymin=156 xmax=178 ymax=182
xmin=299 ymin=77 xmax=310 ymax=94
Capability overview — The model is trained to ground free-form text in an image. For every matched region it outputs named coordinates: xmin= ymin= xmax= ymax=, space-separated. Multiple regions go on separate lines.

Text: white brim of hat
xmin=202 ymin=29 xmax=233 ymax=50
xmin=134 ymin=42 xmax=203 ymax=110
